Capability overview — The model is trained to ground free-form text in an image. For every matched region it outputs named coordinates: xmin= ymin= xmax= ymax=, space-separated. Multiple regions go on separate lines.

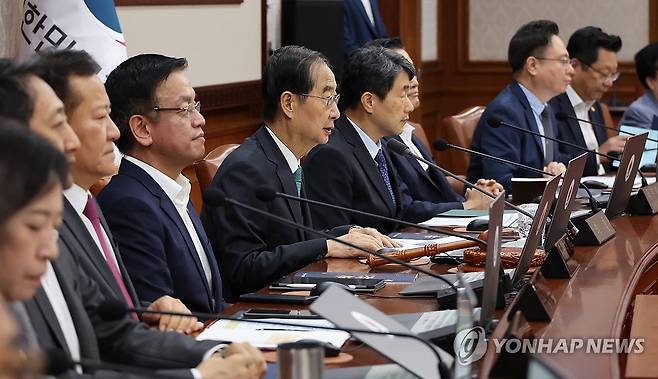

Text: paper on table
xmin=196 ymin=319 xmax=350 ymax=349
xmin=420 ymin=213 xmax=518 ymax=228
xmin=392 ymin=235 xmax=466 ymax=249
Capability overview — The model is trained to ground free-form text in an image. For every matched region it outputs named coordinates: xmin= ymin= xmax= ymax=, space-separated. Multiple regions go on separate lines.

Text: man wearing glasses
xmin=98 ymin=54 xmax=227 ymax=315
xmin=550 ymin=26 xmax=627 ymax=176
xmin=201 ymin=45 xmax=395 ymax=301
xmin=468 ymin=20 xmax=574 ymax=192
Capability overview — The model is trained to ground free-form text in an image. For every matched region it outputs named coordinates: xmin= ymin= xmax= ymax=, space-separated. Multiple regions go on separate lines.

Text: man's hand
xmin=348 ymin=226 xmax=401 ymax=248
xmin=599 ymin=135 xmax=628 ymax=163
xmin=142 ymin=295 xmax=203 ymax=334
xmin=462 ymin=188 xmax=492 ymax=210
xmin=197 ymin=343 xmax=267 ymax=379
xmin=326 ymin=231 xmax=387 ymax=258
xmin=474 ymin=178 xmax=503 ymax=195
xmin=544 ymin=162 xmax=567 ymax=176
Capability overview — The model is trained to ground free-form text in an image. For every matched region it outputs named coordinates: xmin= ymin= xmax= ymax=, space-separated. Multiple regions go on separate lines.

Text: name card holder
xmin=627 ymin=182 xmax=658 ymax=215
xmin=541 ymin=234 xmax=579 ymax=279
xmin=489 ymin=310 xmax=535 ymax=379
xmin=571 ymin=209 xmax=616 ymax=246
xmin=508 ymin=271 xmax=556 ymax=322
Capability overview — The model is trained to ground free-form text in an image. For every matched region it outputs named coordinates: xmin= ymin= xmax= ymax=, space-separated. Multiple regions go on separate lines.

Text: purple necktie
xmin=83 ymin=195 xmax=137 ymax=319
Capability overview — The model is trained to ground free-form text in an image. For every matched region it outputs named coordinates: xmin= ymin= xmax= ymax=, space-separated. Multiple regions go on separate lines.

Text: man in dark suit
xmin=365 ymin=38 xmax=502 ymax=204
xmin=303 ymin=47 xmax=493 ymax=233
xmin=551 ymin=26 xmax=627 ymax=176
xmin=344 ymin=0 xmax=389 ymax=57
xmin=35 ymin=49 xmax=204 ymax=333
xmin=468 ymin=20 xmax=573 ymax=192
xmin=99 ymin=54 xmax=225 ymax=315
xmin=201 ymin=46 xmax=394 ymax=301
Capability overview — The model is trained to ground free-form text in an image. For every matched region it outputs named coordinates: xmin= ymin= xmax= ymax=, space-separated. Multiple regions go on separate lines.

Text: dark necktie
xmin=374 ymin=149 xmax=396 ymax=207
xmin=541 ymin=108 xmax=554 ymax=164
xmin=82 ymin=196 xmax=137 ymax=318
xmin=294 ymin=167 xmax=303 ymax=196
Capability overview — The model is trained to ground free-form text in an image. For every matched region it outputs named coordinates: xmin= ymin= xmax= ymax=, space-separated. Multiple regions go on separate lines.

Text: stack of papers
xmin=420 ymin=212 xmax=518 ymax=228
xmin=196 ymin=318 xmax=350 ymax=349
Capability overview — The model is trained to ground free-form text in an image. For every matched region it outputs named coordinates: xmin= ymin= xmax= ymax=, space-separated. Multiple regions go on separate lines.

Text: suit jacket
xmin=620 ymin=91 xmax=658 ymax=129
xmin=97 ymin=159 xmax=225 ymax=314
xmin=303 ymin=115 xmax=456 ymax=233
xmin=59 ymin=197 xmax=142 ymax=308
xmin=384 ymin=134 xmax=464 ymax=206
xmin=344 ymin=0 xmax=388 ymax=56
xmin=23 ymin=245 xmax=219 ymax=378
xmin=201 ymin=127 xmax=349 ymax=302
xmin=550 ymin=93 xmax=609 ymax=176
xmin=467 ymin=81 xmax=569 ymax=192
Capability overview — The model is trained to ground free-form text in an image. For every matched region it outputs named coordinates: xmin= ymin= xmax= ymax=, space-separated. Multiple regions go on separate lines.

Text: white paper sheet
xmin=392 ymin=235 xmax=467 ymax=249
xmin=419 ymin=213 xmax=518 ymax=228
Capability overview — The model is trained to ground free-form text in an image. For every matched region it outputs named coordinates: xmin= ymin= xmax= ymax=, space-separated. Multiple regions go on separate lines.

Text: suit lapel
xmin=338 ymin=117 xmax=396 ymax=214
xmin=31 ymin=287 xmax=70 ymax=356
xmin=186 ymin=201 xmax=223 ymax=307
xmin=256 ymin=127 xmax=305 ymax=239
xmin=511 ymin=82 xmax=544 ymax=155
xmin=396 ymin=135 xmax=441 ymax=192
xmin=558 ymin=93 xmax=588 ymax=146
xmin=356 ymin=0 xmax=377 ymax=35
xmin=590 ymin=102 xmax=609 ymax=144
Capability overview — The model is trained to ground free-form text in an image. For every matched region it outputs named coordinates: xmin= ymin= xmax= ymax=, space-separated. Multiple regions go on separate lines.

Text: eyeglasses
xmin=582 ymin=62 xmax=620 ymax=83
xmin=153 ymin=101 xmax=201 ymax=116
xmin=298 ymin=93 xmax=340 ymax=107
xmin=534 ymin=56 xmax=573 ymax=67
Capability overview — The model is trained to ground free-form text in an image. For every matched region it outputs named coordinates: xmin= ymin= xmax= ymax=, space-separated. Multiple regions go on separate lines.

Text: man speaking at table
xmin=201 ymin=46 xmax=395 ymax=302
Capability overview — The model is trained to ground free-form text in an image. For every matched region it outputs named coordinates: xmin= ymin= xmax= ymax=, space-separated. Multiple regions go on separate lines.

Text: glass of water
xmin=517 ymin=203 xmax=539 ymax=239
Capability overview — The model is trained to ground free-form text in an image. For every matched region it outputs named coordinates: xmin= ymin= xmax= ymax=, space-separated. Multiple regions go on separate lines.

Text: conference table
xmin=223 ymin=210 xmax=658 ymax=379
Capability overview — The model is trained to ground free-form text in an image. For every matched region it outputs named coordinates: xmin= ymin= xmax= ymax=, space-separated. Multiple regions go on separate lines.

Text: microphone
xmin=203 ymin=188 xmax=461 ymax=291
xmin=555 ymin=111 xmax=658 ymax=144
xmin=45 ymin=348 xmax=173 ymax=378
xmin=433 ymin=139 xmax=600 ymax=214
xmin=488 ymin=116 xmax=650 ymax=188
xmin=98 ymin=300 xmax=453 ymax=378
xmin=386 ymin=138 xmax=535 ymax=219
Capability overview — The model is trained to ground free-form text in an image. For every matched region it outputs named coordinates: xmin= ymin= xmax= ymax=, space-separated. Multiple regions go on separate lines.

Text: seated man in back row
xmin=468 ymin=20 xmax=572 ymax=192
xmin=621 ymin=42 xmax=658 ymax=129
xmin=201 ymin=45 xmax=396 ymax=302
xmin=303 ymin=46 xmax=496 ymax=234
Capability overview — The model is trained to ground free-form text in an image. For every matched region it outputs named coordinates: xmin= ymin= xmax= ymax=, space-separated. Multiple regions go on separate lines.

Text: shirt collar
xmin=63 ymin=183 xmax=91 ymax=215
xmin=346 ymin=115 xmax=381 ymax=159
xmin=123 ymin=156 xmax=190 ymax=209
xmin=518 ymin=82 xmax=547 ymax=116
xmin=565 ymin=85 xmax=595 ymax=111
xmin=265 ymin=127 xmax=300 ymax=174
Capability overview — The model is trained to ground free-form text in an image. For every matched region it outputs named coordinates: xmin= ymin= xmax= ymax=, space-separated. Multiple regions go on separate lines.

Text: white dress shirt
xmin=347 ymin=115 xmax=381 ymax=159
xmin=41 ymin=261 xmax=82 ymax=373
xmin=64 ymin=184 xmax=122 ymax=271
xmin=399 ymin=123 xmax=429 ymax=171
xmin=566 ymin=85 xmax=605 ymax=175
xmin=123 ymin=156 xmax=212 ymax=288
xmin=360 ymin=0 xmax=375 ymax=25
xmin=266 ymin=127 xmax=300 ymax=174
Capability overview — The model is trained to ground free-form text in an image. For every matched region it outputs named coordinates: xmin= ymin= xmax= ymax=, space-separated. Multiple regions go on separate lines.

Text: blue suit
xmin=550 ymin=93 xmax=609 ymax=176
xmin=467 ymin=81 xmax=568 ymax=192
xmin=97 ymin=159 xmax=225 ymax=314
xmin=620 ymin=91 xmax=658 ymax=129
xmin=344 ymin=0 xmax=388 ymax=56
xmin=384 ymin=134 xmax=464 ymax=206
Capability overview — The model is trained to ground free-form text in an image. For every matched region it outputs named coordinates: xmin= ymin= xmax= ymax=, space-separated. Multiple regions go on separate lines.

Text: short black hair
xmin=0 ymin=120 xmax=68 ymax=228
xmin=567 ymin=26 xmax=622 ymax=66
xmin=29 ymin=49 xmax=101 ymax=113
xmin=508 ymin=20 xmax=560 ymax=73
xmin=262 ymin=45 xmax=330 ymax=122
xmin=635 ymin=42 xmax=658 ymax=89
xmin=341 ymin=46 xmax=415 ymax=110
xmin=0 ymin=75 xmax=33 ymax=125
xmin=105 ymin=54 xmax=188 ymax=154
xmin=364 ymin=37 xmax=405 ymax=50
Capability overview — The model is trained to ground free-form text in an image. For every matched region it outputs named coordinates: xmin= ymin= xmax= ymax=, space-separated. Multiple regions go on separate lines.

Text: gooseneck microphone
xmin=386 ymin=138 xmax=535 ymax=219
xmin=488 ymin=116 xmax=650 ymax=187
xmin=203 ymin=188 xmax=462 ymax=291
xmin=555 ymin=111 xmax=658 ymax=144
xmin=98 ymin=300 xmax=452 ymax=379
xmin=433 ymin=139 xmax=600 ymax=214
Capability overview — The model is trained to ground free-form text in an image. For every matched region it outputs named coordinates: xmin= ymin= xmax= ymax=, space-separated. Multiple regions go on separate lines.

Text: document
xmin=419 ymin=213 xmax=518 ymax=228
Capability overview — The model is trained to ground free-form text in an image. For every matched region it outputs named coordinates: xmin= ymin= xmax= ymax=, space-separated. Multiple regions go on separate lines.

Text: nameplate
xmin=508 ymin=271 xmax=556 ymax=322
xmin=541 ymin=235 xmax=579 ymax=279
xmin=627 ymin=182 xmax=658 ymax=215
xmin=572 ymin=210 xmax=616 ymax=246
xmin=490 ymin=311 xmax=535 ymax=378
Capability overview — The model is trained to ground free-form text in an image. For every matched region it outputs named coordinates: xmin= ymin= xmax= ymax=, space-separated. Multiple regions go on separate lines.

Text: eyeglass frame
xmin=298 ymin=93 xmax=341 ymax=107
xmin=533 ymin=56 xmax=573 ymax=67
xmin=579 ymin=61 xmax=620 ymax=83
xmin=152 ymin=100 xmax=201 ymax=116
